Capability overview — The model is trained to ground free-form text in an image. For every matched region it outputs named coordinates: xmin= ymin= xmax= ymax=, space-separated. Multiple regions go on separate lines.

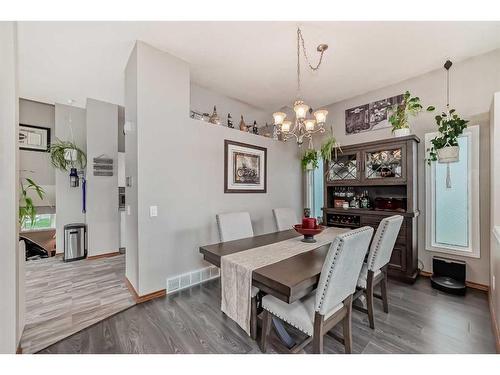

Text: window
xmin=425 ymin=126 xmax=480 ymax=258
xmin=21 ymin=213 xmax=56 ymax=231
xmin=305 ymin=157 xmax=324 ymax=221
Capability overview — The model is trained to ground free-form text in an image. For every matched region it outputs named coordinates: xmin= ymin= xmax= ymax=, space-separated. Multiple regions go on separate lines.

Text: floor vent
xmin=166 ymin=266 xmax=219 ymax=294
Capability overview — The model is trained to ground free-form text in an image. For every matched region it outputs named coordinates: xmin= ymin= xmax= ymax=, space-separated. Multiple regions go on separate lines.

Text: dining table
xmin=199 ymin=227 xmax=349 ymax=348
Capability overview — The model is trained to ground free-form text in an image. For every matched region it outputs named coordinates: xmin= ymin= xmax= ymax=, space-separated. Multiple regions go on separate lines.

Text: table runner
xmin=220 ymin=227 xmax=349 ymax=335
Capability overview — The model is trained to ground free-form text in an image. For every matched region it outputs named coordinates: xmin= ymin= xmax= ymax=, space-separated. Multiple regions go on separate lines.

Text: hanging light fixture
xmin=272 ymin=27 xmax=329 ymax=147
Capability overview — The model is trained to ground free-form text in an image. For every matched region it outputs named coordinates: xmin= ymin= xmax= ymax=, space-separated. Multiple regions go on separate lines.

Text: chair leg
xmin=259 ymin=309 xmax=272 ymax=353
xmin=366 ymin=270 xmax=375 ymax=329
xmin=312 ymin=312 xmax=324 ymax=354
xmin=250 ymin=296 xmax=258 ymax=340
xmin=343 ymin=296 xmax=353 ymax=354
xmin=380 ymin=269 xmax=389 ymax=313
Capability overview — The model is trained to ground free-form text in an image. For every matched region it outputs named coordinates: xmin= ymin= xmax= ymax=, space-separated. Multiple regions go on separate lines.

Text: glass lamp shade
xmin=272 ymin=112 xmax=286 ymax=125
xmin=313 ymin=109 xmax=328 ymax=124
xmin=304 ymin=119 xmax=316 ymax=131
xmin=281 ymin=120 xmax=292 ymax=133
xmin=293 ymin=103 xmax=309 ymax=120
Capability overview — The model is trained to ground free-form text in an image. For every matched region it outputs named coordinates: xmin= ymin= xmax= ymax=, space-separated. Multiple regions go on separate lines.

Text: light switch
xmin=150 ymin=206 xmax=158 ymax=217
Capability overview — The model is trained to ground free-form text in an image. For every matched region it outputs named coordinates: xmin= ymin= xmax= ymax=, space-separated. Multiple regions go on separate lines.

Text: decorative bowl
xmin=293 ymin=224 xmax=325 ymax=243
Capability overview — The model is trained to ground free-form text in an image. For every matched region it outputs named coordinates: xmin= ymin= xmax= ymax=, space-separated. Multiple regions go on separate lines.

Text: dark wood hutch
xmin=322 ymin=135 xmax=419 ymax=283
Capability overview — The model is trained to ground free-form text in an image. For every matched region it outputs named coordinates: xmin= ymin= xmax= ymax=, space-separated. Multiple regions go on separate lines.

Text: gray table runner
xmin=220 ymin=227 xmax=349 ymax=335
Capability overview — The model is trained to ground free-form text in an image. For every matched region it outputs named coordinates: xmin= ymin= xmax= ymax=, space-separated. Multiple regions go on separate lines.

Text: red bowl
xmin=293 ymin=224 xmax=325 ymax=236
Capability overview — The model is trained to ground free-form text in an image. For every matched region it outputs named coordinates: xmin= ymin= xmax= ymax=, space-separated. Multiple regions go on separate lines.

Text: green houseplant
xmin=19 ymin=178 xmax=45 ymax=227
xmin=388 ymin=91 xmax=435 ymax=137
xmin=49 ymin=138 xmax=87 ymax=171
xmin=301 ymin=149 xmax=320 ymax=171
xmin=426 ymin=109 xmax=468 ymax=165
xmin=320 ymin=135 xmax=341 ymax=164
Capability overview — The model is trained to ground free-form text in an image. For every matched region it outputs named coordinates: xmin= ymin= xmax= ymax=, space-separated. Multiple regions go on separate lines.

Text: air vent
xmin=166 ymin=266 xmax=220 ymax=295
xmin=167 ymin=277 xmax=180 ymax=293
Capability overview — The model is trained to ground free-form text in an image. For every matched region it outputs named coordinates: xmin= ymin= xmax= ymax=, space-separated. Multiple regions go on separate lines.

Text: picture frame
xmin=19 ymin=124 xmax=51 ymax=152
xmin=224 ymin=140 xmax=267 ymax=193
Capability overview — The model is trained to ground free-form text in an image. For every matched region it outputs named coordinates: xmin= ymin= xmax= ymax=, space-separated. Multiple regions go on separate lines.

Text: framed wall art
xmin=19 ymin=124 xmax=51 ymax=152
xmin=224 ymin=140 xmax=267 ymax=193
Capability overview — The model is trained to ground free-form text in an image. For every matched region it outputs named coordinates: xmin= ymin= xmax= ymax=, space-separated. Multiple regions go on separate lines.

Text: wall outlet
xmin=149 ymin=205 xmax=158 ymax=217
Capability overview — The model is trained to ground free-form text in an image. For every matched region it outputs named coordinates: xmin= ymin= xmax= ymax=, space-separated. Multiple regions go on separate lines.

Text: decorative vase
xmin=393 ymin=128 xmax=410 ymax=137
xmin=208 ymin=106 xmax=220 ymax=125
xmin=64 ymin=149 xmax=78 ymax=161
xmin=437 ymin=146 xmax=459 ymax=163
xmin=239 ymin=115 xmax=247 ymax=131
xmin=306 ymin=162 xmax=314 ymax=170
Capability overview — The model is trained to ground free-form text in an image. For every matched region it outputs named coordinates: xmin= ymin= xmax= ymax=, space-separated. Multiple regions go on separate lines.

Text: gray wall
xmin=86 ymin=98 xmax=119 ymax=256
xmin=190 ymin=83 xmax=271 ymax=127
xmin=55 ymin=104 xmax=87 ymax=253
xmin=19 ymin=99 xmax=55 ymax=187
xmin=125 ymin=42 xmax=302 ymax=295
xmin=321 ymin=49 xmax=500 ymax=285
xmin=0 ymin=21 xmax=20 ymax=353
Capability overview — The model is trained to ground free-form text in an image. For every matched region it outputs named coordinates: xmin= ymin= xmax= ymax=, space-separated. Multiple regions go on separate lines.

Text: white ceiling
xmin=17 ymin=21 xmax=500 ymax=111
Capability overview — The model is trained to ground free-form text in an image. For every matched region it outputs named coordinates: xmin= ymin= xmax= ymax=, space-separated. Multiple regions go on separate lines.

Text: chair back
xmin=273 ymin=208 xmax=299 ymax=231
xmin=366 ymin=215 xmax=403 ymax=272
xmin=315 ymin=226 xmax=374 ymax=316
xmin=216 ymin=212 xmax=254 ymax=242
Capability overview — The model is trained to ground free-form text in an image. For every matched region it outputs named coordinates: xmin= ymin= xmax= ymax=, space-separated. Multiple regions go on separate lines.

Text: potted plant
xmin=49 ymin=138 xmax=87 ymax=171
xmin=426 ymin=109 xmax=468 ymax=164
xmin=301 ymin=149 xmax=320 ymax=171
xmin=388 ymin=91 xmax=435 ymax=137
xmin=320 ymin=135 xmax=341 ymax=164
xmin=19 ymin=178 xmax=45 ymax=228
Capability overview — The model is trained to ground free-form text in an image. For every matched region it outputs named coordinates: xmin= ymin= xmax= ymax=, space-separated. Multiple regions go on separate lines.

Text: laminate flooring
xmin=39 ymin=276 xmax=496 ymax=354
xmin=21 ymin=254 xmax=135 ymax=354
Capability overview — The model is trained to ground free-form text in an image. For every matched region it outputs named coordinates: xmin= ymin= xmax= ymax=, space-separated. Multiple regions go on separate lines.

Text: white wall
xmin=55 ymin=104 xmax=87 ymax=253
xmin=125 ymin=42 xmax=302 ymax=295
xmin=86 ymin=98 xmax=119 ymax=256
xmin=0 ymin=21 xmax=20 ymax=353
xmin=190 ymin=83 xmax=271 ymax=127
xmin=321 ymin=49 xmax=500 ymax=285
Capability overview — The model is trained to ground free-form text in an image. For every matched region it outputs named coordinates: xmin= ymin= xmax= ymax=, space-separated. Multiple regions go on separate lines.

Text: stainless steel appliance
xmin=63 ymin=223 xmax=87 ymax=262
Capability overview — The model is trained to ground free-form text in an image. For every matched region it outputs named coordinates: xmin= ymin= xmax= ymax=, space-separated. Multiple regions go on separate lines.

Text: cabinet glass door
xmin=326 ymin=152 xmax=360 ymax=183
xmin=363 ymin=146 xmax=406 ymax=182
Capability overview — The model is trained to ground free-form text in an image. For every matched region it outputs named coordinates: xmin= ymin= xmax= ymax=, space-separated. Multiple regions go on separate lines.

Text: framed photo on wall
xmin=224 ymin=140 xmax=267 ymax=193
xmin=19 ymin=124 xmax=51 ymax=152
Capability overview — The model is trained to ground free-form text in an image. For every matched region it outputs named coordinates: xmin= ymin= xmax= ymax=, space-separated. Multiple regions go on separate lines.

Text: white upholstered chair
xmin=260 ymin=226 xmax=374 ymax=354
xmin=353 ymin=215 xmax=403 ymax=329
xmin=216 ymin=211 xmax=259 ymax=339
xmin=273 ymin=208 xmax=299 ymax=231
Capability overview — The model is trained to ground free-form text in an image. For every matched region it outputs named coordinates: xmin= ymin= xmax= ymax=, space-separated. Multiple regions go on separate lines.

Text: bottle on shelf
xmin=252 ymin=121 xmax=258 ymax=135
xmin=227 ymin=113 xmax=233 ymax=128
xmin=239 ymin=115 xmax=247 ymax=132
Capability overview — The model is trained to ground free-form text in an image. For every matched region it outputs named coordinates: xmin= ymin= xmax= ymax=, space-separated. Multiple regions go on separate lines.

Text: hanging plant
xmin=19 ymin=178 xmax=45 ymax=227
xmin=320 ymin=136 xmax=342 ymax=164
xmin=49 ymin=138 xmax=87 ymax=172
xmin=301 ymin=149 xmax=320 ymax=171
xmin=426 ymin=109 xmax=468 ymax=165
xmin=388 ymin=91 xmax=435 ymax=136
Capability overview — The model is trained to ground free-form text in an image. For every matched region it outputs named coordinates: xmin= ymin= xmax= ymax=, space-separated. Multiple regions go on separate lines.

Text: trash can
xmin=63 ymin=223 xmax=87 ymax=262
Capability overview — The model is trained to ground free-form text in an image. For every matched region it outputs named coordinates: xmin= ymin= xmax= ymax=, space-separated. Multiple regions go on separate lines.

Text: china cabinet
xmin=323 ymin=135 xmax=419 ymax=283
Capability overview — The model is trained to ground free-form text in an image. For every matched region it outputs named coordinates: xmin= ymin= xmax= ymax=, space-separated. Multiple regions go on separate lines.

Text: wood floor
xmin=38 ymin=276 xmax=496 ymax=354
xmin=21 ymin=254 xmax=135 ymax=354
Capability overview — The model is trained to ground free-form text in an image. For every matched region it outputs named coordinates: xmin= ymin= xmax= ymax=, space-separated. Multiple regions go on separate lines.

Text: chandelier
xmin=272 ymin=27 xmax=329 ymax=147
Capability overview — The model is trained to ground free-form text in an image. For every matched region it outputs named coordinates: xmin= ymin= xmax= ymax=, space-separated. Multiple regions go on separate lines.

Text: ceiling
xmin=17 ymin=21 xmax=500 ymax=111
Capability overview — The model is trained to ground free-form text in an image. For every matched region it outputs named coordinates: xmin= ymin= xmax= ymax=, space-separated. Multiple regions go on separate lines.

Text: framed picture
xmin=224 ymin=140 xmax=267 ymax=193
xmin=19 ymin=124 xmax=51 ymax=152
xmin=345 ymin=94 xmax=403 ymax=135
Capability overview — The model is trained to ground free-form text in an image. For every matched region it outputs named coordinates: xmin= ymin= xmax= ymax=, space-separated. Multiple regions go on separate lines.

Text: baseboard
xmin=124 ymin=277 xmax=166 ymax=304
xmin=489 ymin=290 xmax=500 ymax=353
xmin=87 ymin=251 xmax=121 ymax=260
xmin=419 ymin=271 xmax=489 ymax=292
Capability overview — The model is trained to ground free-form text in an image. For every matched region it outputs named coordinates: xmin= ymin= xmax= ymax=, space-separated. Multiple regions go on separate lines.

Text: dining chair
xmin=272 ymin=208 xmax=299 ymax=231
xmin=259 ymin=226 xmax=374 ymax=354
xmin=353 ymin=215 xmax=403 ymax=329
xmin=215 ymin=211 xmax=259 ymax=339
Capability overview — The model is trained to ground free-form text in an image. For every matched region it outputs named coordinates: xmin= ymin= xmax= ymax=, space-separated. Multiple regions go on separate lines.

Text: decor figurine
xmin=227 ymin=113 xmax=234 ymax=128
xmin=208 ymin=106 xmax=221 ymax=125
xmin=239 ymin=115 xmax=247 ymax=132
xmin=252 ymin=121 xmax=259 ymax=135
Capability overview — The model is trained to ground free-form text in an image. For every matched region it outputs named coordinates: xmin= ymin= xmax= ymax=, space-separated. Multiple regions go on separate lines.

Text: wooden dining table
xmin=199 ymin=228 xmax=347 ymax=347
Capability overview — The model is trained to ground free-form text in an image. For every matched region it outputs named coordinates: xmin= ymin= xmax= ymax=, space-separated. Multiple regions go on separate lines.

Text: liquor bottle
xmin=252 ymin=121 xmax=258 ymax=135
xmin=227 ymin=113 xmax=233 ymax=128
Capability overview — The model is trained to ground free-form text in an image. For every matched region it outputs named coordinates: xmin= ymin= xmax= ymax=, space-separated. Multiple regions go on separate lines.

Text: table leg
xmin=272 ymin=317 xmax=296 ymax=349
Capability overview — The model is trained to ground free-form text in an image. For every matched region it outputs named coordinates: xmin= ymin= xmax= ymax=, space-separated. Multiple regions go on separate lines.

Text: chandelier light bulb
xmin=272 ymin=112 xmax=286 ymax=126
xmin=281 ymin=120 xmax=292 ymax=133
xmin=304 ymin=119 xmax=316 ymax=131
xmin=313 ymin=109 xmax=328 ymax=124
xmin=293 ymin=102 xmax=309 ymax=120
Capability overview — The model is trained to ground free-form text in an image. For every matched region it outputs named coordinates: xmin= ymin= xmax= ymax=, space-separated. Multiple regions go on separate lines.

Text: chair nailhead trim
xmin=263 ymin=307 xmax=311 ymax=335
